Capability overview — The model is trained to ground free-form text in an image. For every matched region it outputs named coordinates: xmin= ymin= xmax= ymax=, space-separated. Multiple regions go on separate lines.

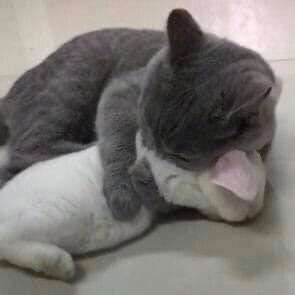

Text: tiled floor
xmin=0 ymin=1 xmax=295 ymax=294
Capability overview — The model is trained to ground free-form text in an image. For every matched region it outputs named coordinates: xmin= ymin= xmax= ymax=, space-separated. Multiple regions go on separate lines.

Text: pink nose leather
xmin=211 ymin=150 xmax=259 ymax=201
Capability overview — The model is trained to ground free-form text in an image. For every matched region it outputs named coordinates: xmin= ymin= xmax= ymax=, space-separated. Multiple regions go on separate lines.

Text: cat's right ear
xmin=167 ymin=9 xmax=203 ymax=63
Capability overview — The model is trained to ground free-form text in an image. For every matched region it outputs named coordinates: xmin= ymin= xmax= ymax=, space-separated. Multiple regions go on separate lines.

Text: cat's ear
xmin=167 ymin=9 xmax=203 ymax=63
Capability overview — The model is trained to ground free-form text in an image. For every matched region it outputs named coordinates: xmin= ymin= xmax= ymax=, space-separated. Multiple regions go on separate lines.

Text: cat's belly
xmin=0 ymin=146 xmax=152 ymax=254
xmin=0 ymin=147 xmax=107 ymax=249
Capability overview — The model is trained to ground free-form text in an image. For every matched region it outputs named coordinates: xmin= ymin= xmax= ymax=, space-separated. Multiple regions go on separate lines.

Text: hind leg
xmin=0 ymin=219 xmax=75 ymax=281
xmin=1 ymin=241 xmax=75 ymax=281
xmin=0 ymin=207 xmax=77 ymax=281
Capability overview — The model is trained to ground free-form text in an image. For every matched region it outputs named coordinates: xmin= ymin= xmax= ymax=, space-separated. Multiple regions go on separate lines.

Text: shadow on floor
xmin=77 ymin=181 xmax=286 ymax=283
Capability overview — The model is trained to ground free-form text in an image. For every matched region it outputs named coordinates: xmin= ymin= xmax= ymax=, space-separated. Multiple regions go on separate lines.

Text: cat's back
xmin=4 ymin=28 xmax=166 ymax=100
xmin=2 ymin=28 xmax=166 ymax=141
xmin=51 ymin=28 xmax=166 ymax=66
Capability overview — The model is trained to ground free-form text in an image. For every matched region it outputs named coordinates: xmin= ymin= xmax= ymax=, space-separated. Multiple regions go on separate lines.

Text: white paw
xmin=34 ymin=247 xmax=75 ymax=281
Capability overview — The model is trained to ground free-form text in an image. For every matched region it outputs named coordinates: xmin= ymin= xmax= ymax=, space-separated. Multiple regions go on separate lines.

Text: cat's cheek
xmin=198 ymin=175 xmax=247 ymax=222
xmin=209 ymin=187 xmax=264 ymax=223
xmin=257 ymin=108 xmax=275 ymax=149
xmin=198 ymin=173 xmax=265 ymax=223
xmin=247 ymin=177 xmax=265 ymax=219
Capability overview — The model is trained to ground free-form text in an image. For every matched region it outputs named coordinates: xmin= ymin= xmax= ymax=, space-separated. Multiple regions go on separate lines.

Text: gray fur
xmin=129 ymin=158 xmax=175 ymax=213
xmin=138 ymin=10 xmax=277 ymax=174
xmin=96 ymin=70 xmax=143 ymax=218
xmin=0 ymin=9 xmax=278 ymax=220
xmin=0 ymin=29 xmax=164 ymax=184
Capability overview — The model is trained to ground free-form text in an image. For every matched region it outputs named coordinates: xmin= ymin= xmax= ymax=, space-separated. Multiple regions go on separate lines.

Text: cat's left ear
xmin=167 ymin=9 xmax=203 ymax=63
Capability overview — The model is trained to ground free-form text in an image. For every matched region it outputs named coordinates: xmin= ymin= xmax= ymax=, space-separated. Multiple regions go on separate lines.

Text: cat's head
xmin=138 ymin=9 xmax=282 ymax=171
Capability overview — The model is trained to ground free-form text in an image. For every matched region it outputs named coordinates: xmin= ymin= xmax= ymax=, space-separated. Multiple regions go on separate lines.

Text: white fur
xmin=0 ymin=134 xmax=266 ymax=280
xmin=0 ymin=146 xmax=152 ymax=280
xmin=135 ymin=132 xmax=266 ymax=222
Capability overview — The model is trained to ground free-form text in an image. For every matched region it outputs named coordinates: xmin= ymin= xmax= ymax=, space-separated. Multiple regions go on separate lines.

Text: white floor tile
xmin=0 ymin=0 xmax=294 ymax=76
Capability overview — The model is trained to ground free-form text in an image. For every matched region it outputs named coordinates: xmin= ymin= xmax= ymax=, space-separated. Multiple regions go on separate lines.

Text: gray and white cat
xmin=0 ymin=132 xmax=266 ymax=281
xmin=0 ymin=9 xmax=280 ymax=220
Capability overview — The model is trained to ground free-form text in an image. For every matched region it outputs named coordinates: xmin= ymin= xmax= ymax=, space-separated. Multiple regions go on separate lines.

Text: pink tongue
xmin=211 ymin=150 xmax=258 ymax=201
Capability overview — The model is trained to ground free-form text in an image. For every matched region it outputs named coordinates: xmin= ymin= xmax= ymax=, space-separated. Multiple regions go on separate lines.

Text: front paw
xmin=104 ymin=180 xmax=141 ymax=220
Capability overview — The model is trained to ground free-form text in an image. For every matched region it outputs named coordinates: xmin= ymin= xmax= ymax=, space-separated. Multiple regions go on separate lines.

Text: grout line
xmin=269 ymin=58 xmax=295 ymax=62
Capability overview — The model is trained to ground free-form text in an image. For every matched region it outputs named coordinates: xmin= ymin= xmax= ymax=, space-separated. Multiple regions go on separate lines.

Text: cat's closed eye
xmin=214 ymin=129 xmax=239 ymax=141
xmin=167 ymin=152 xmax=191 ymax=163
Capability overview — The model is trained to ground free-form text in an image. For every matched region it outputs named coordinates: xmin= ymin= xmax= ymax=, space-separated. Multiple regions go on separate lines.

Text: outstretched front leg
xmin=96 ymin=77 xmax=143 ymax=220
xmin=97 ymin=72 xmax=176 ymax=220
